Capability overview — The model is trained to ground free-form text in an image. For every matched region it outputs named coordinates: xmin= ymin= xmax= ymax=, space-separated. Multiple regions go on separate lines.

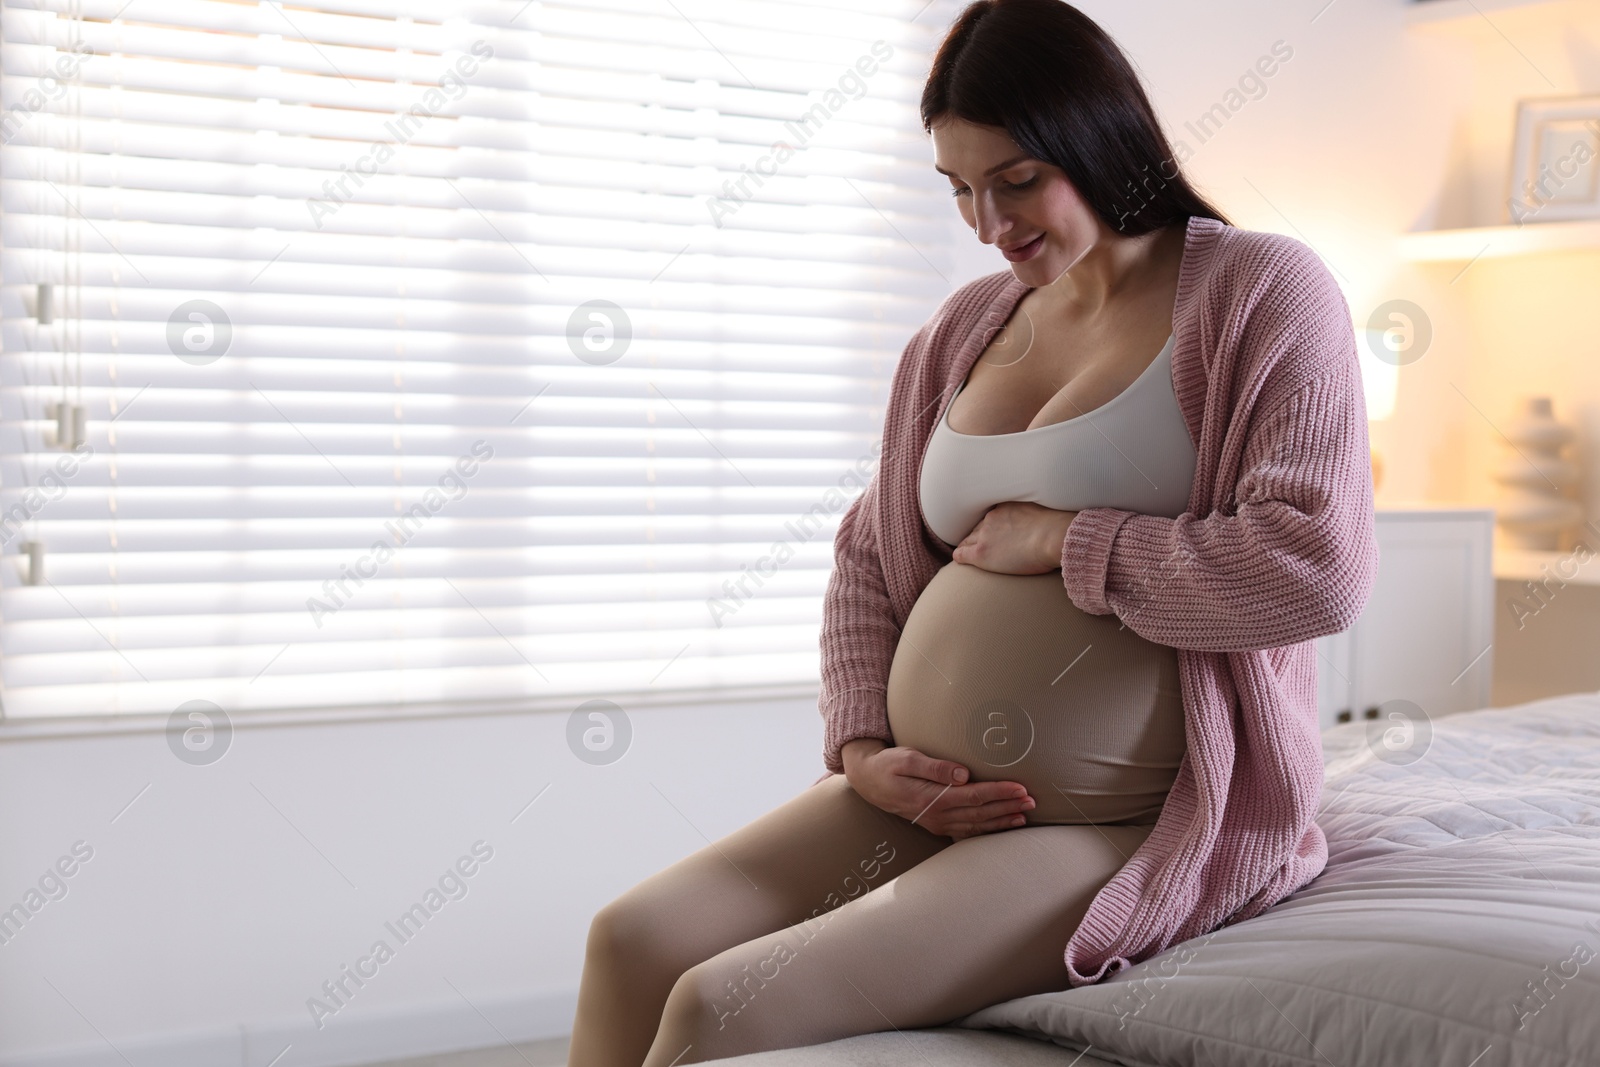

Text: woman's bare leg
xmin=639 ymin=820 xmax=1152 ymax=1066
xmin=566 ymin=773 xmax=953 ymax=1067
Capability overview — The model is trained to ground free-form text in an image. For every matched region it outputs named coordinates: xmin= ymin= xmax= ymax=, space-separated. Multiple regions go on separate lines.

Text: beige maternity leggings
xmin=567 ymin=562 xmax=1187 ymax=1066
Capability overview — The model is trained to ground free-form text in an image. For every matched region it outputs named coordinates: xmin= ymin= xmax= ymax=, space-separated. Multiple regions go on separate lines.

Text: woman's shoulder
xmin=1199 ymin=220 xmax=1344 ymax=312
xmin=890 ymin=270 xmax=1020 ymax=388
xmin=920 ymin=269 xmax=1021 ymax=350
xmin=1190 ymin=220 xmax=1354 ymax=388
xmin=880 ymin=271 xmax=1020 ymax=449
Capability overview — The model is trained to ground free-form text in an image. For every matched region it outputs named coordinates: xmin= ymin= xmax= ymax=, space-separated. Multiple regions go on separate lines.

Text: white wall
xmin=0 ymin=693 xmax=824 ymax=1066
xmin=3 ymin=0 xmax=1573 ymax=1063
xmin=951 ymin=0 xmax=1466 ymax=324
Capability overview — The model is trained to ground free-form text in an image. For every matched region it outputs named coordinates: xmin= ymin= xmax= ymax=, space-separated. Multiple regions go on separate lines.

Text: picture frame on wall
xmin=1508 ymin=94 xmax=1600 ymax=225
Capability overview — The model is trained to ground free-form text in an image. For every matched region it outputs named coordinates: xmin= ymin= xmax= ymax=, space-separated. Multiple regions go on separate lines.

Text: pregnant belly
xmin=885 ymin=560 xmax=1185 ymax=826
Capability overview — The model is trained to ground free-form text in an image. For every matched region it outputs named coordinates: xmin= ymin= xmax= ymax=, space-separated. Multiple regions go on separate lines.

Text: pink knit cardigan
xmin=814 ymin=213 xmax=1380 ymax=985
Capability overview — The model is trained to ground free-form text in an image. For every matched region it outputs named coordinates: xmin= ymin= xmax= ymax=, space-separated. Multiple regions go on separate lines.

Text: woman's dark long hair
xmin=921 ymin=0 xmax=1231 ymax=235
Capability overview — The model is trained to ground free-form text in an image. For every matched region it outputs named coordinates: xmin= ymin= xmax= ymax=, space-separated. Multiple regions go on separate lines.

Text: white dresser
xmin=1314 ymin=507 xmax=1495 ymax=729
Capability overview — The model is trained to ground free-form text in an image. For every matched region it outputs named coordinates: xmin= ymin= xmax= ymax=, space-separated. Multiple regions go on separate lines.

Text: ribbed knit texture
xmin=813 ymin=214 xmax=1380 ymax=986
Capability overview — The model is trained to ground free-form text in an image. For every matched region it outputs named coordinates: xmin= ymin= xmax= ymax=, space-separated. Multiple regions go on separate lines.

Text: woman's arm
xmin=817 ymin=303 xmax=1047 ymax=840
xmin=1056 ymin=241 xmax=1382 ymax=655
xmin=817 ymin=468 xmax=900 ymax=775
xmin=815 ymin=305 xmax=949 ymax=775
xmin=821 ymin=488 xmax=1041 ymax=838
xmin=1060 ymin=264 xmax=1380 ymax=652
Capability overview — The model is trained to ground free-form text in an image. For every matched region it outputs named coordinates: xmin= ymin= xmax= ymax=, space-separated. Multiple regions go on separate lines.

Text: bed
xmin=717 ymin=692 xmax=1600 ymax=1066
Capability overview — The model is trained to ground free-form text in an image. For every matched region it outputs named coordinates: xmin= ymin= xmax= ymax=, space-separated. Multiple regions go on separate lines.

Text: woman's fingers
xmin=907 ymin=777 xmax=1035 ymax=838
xmin=870 ymin=747 xmax=1036 ymax=838
xmin=958 ymin=779 xmax=1032 ymax=804
xmin=960 ymin=790 xmax=1037 ymax=822
xmin=904 ymin=749 xmax=970 ymax=786
xmin=947 ymin=810 xmax=1031 ymax=840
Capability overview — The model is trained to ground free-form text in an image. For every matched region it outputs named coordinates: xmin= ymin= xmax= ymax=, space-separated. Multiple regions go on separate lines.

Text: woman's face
xmin=931 ymin=117 xmax=1099 ymax=287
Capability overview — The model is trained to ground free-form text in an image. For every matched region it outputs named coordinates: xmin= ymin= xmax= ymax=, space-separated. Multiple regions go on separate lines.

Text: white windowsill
xmin=0 ymin=682 xmax=823 ymax=742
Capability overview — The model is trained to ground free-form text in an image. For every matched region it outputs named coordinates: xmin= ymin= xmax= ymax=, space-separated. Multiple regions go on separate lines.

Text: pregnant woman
xmin=567 ymin=2 xmax=1379 ymax=1064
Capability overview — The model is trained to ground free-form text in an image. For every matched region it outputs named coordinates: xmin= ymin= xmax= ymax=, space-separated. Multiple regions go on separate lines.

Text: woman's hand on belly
xmin=952 ymin=502 xmax=1077 ymax=575
xmin=842 ymin=739 xmax=1036 ymax=841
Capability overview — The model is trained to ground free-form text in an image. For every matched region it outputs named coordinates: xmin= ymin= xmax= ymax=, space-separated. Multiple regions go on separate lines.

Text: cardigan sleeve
xmin=1059 ymin=263 xmax=1379 ymax=652
xmin=816 ymin=467 xmax=901 ymax=774
xmin=816 ymin=312 xmax=944 ymax=774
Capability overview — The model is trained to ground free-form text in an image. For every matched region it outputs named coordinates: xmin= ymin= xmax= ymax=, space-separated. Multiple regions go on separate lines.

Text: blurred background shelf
xmin=1398 ymin=218 xmax=1600 ymax=261
xmin=1495 ymin=546 xmax=1600 ymax=585
xmin=1406 ymin=0 xmax=1587 ymax=32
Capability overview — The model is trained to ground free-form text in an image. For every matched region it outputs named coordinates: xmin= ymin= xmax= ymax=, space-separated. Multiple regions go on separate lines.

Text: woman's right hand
xmin=841 ymin=739 xmax=1035 ymax=841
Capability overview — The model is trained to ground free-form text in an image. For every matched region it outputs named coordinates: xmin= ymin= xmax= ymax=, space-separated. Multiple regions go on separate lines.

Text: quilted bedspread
xmin=950 ymin=693 xmax=1600 ymax=1067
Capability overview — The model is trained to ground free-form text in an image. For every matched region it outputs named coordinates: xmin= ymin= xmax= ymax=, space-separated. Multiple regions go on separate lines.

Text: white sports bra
xmin=919 ymin=332 xmax=1197 ymax=547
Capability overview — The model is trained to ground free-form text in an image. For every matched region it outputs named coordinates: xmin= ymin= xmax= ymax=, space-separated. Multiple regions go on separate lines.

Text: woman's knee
xmin=585 ymin=891 xmax=681 ymax=979
xmin=652 ymin=957 xmax=753 ymax=1059
xmin=584 ymin=897 xmax=629 ymax=965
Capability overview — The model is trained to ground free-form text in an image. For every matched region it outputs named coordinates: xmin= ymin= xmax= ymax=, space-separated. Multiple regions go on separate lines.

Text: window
xmin=0 ymin=0 xmax=955 ymax=721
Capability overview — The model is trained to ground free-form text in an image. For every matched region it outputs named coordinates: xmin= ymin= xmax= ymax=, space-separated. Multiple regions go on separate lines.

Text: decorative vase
xmin=1491 ymin=396 xmax=1582 ymax=550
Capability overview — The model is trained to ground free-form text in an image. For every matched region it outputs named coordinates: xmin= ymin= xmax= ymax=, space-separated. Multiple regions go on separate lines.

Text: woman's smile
xmin=1001 ymin=232 xmax=1046 ymax=262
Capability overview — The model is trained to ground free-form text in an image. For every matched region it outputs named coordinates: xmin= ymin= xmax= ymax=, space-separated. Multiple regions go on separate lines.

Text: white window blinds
xmin=0 ymin=0 xmax=955 ymax=720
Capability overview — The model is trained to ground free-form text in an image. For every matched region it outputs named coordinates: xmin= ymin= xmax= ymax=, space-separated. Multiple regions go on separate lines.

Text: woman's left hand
xmin=952 ymin=502 xmax=1076 ymax=575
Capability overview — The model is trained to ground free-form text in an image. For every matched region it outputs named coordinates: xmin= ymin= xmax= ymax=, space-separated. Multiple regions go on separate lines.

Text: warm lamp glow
xmin=1356 ymin=328 xmax=1400 ymax=421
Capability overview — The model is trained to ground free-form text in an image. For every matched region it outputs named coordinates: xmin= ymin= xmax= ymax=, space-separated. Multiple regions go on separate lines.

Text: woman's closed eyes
xmin=950 ymin=175 xmax=1040 ymax=198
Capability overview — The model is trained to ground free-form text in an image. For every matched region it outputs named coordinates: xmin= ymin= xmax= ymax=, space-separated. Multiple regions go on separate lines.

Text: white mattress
xmin=721 ymin=692 xmax=1600 ymax=1067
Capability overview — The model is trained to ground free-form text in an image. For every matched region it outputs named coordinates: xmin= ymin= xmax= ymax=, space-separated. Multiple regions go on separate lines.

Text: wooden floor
xmin=356 ymin=1035 xmax=570 ymax=1067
